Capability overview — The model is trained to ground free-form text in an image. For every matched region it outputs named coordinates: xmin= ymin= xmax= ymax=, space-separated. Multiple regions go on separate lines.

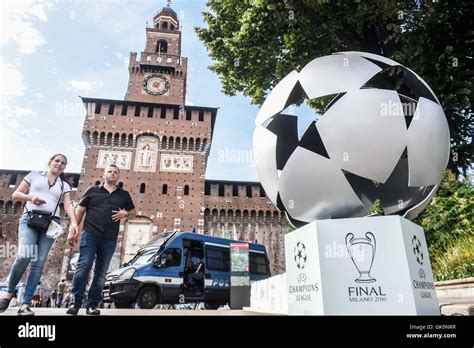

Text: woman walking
xmin=0 ymin=154 xmax=78 ymax=315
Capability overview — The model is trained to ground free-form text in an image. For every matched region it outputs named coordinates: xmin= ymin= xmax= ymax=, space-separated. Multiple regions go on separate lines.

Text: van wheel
xmin=113 ymin=301 xmax=131 ymax=309
xmin=137 ymin=286 xmax=158 ymax=309
xmin=204 ymin=302 xmax=220 ymax=310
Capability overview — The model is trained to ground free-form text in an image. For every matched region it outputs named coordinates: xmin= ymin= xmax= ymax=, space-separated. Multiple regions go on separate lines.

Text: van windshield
xmin=132 ymin=250 xmax=156 ymax=265
xmin=121 ymin=232 xmax=176 ymax=268
xmin=143 ymin=231 xmax=174 ymax=248
xmin=124 ymin=249 xmax=156 ymax=267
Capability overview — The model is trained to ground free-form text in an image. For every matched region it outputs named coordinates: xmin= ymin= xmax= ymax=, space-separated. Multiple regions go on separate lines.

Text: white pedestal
xmin=284 ymin=216 xmax=439 ymax=315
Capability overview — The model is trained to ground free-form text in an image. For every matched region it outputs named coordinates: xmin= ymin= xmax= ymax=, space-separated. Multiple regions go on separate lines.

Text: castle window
xmin=134 ymin=105 xmax=141 ymax=117
xmin=259 ymin=185 xmax=266 ymax=198
xmin=95 ymin=180 xmax=101 ymax=185
xmin=95 ymin=103 xmax=102 ymax=114
xmin=233 ymin=185 xmax=239 ymax=197
xmin=184 ymin=185 xmax=189 ymax=196
xmin=147 ymin=107 xmax=153 ymax=118
xmin=205 ymin=182 xmax=210 ymax=195
xmin=108 ymin=104 xmax=115 ymax=115
xmin=140 ymin=183 xmax=146 ymax=194
xmin=8 ymin=174 xmax=17 ymax=188
xmin=161 ymin=22 xmax=168 ymax=30
xmin=198 ymin=110 xmax=204 ymax=122
xmin=173 ymin=108 xmax=179 ymax=119
xmin=121 ymin=104 xmax=128 ymax=116
xmin=246 ymin=185 xmax=252 ymax=198
xmin=186 ymin=109 xmax=192 ymax=121
xmin=160 ymin=107 xmax=166 ymax=119
xmin=162 ymin=184 xmax=168 ymax=194
xmin=170 ymin=24 xmax=175 ymax=30
xmin=218 ymin=184 xmax=224 ymax=197
xmin=157 ymin=40 xmax=168 ymax=53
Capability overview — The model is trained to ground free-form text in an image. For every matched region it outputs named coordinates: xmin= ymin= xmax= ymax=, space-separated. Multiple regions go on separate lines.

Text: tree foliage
xmin=196 ymin=0 xmax=473 ymax=174
xmin=415 ymin=171 xmax=474 ymax=280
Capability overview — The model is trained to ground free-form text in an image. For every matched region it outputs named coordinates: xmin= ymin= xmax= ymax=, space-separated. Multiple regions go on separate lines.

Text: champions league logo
xmin=294 ymin=242 xmax=307 ymax=270
xmin=412 ymin=235 xmax=424 ymax=266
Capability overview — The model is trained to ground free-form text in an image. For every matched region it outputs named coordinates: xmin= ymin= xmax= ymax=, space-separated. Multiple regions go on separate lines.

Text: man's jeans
xmin=71 ymin=230 xmax=117 ymax=308
xmin=7 ymin=213 xmax=55 ymax=306
xmin=56 ymin=293 xmax=63 ymax=308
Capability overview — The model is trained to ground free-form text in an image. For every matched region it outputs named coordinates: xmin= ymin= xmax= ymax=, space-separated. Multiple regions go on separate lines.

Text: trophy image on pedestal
xmin=253 ymin=52 xmax=450 ymax=315
xmin=345 ymin=232 xmax=376 ymax=283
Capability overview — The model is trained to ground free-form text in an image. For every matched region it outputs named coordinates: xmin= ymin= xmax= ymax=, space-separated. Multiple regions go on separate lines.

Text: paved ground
xmin=0 ymin=307 xmax=275 ymax=316
xmin=2 ymin=297 xmax=471 ymax=316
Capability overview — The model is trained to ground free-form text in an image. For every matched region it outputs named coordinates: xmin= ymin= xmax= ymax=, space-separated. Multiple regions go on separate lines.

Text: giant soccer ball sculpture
xmin=253 ymin=52 xmax=450 ymax=228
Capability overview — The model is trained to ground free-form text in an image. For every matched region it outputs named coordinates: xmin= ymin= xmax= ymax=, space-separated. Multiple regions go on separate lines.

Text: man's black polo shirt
xmin=79 ymin=184 xmax=135 ymax=239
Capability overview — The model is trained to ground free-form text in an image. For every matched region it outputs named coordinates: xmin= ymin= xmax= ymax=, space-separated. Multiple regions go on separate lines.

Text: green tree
xmin=196 ymin=0 xmax=473 ymax=175
xmin=415 ymin=171 xmax=474 ymax=280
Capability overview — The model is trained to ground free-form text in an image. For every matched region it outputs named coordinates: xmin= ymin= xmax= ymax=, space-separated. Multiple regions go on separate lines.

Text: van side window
xmin=250 ymin=253 xmax=269 ymax=275
xmin=160 ymin=248 xmax=181 ymax=267
xmin=205 ymin=247 xmax=230 ymax=272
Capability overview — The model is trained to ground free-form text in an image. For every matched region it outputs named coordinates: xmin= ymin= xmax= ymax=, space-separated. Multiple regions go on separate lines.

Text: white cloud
xmin=63 ymin=67 xmax=128 ymax=100
xmin=0 ymin=104 xmax=37 ymax=127
xmin=0 ymin=0 xmax=56 ymax=54
xmin=5 ymin=118 xmax=19 ymax=129
xmin=73 ymin=0 xmax=147 ymax=50
xmin=15 ymin=106 xmax=37 ymax=118
xmin=0 ymin=61 xmax=36 ymax=130
xmin=116 ymin=52 xmax=129 ymax=68
xmin=33 ymin=92 xmax=44 ymax=100
xmin=109 ymin=52 xmax=130 ymax=69
xmin=62 ymin=80 xmax=104 ymax=92
xmin=22 ymin=128 xmax=40 ymax=135
xmin=0 ymin=61 xmax=26 ymax=97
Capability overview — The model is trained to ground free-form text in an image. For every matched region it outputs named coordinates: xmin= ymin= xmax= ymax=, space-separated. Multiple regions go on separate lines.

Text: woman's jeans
xmin=7 ymin=213 xmax=56 ymax=306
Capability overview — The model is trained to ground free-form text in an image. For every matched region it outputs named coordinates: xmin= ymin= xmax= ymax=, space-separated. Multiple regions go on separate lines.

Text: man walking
xmin=57 ymin=279 xmax=65 ymax=307
xmin=66 ymin=165 xmax=135 ymax=315
xmin=50 ymin=289 xmax=57 ymax=308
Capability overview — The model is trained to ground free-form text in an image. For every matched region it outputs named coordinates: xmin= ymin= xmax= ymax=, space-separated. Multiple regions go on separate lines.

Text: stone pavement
xmin=0 ymin=307 xmax=275 ymax=316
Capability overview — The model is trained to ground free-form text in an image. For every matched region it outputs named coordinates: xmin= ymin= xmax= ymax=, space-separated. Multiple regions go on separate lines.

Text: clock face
xmin=143 ymin=74 xmax=170 ymax=96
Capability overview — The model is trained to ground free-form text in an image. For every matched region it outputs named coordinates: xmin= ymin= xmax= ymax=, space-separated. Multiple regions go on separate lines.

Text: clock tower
xmin=125 ymin=4 xmax=187 ymax=105
xmin=77 ymin=3 xmax=217 ymax=264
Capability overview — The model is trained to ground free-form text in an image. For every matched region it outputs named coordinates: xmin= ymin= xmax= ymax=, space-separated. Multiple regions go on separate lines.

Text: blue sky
xmin=0 ymin=0 xmax=278 ymax=182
